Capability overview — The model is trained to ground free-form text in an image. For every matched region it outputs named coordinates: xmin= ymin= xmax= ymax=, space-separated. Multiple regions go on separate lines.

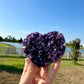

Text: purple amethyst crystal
xmin=23 ymin=31 xmax=66 ymax=67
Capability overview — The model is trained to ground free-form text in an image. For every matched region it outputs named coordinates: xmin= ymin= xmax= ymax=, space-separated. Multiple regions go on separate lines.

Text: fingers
xmin=24 ymin=58 xmax=40 ymax=84
xmin=34 ymin=75 xmax=46 ymax=84
xmin=20 ymin=58 xmax=29 ymax=79
xmin=34 ymin=75 xmax=40 ymax=84
xmin=25 ymin=58 xmax=33 ymax=71
xmin=20 ymin=58 xmax=36 ymax=84
xmin=23 ymin=58 xmax=29 ymax=72
xmin=20 ymin=58 xmax=40 ymax=84
xmin=40 ymin=64 xmax=51 ymax=80
xmin=25 ymin=58 xmax=40 ymax=74
xmin=46 ymin=59 xmax=61 ymax=84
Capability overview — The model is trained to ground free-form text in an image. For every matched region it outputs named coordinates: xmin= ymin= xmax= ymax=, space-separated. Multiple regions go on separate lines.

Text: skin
xmin=19 ymin=58 xmax=61 ymax=84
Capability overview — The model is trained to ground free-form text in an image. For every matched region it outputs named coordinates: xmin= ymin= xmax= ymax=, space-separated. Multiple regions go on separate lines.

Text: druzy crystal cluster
xmin=23 ymin=31 xmax=66 ymax=67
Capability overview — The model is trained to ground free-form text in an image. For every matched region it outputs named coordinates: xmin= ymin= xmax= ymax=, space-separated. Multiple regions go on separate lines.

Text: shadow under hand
xmin=0 ymin=65 xmax=23 ymax=74
xmin=0 ymin=55 xmax=25 ymax=59
xmin=76 ymin=63 xmax=84 ymax=66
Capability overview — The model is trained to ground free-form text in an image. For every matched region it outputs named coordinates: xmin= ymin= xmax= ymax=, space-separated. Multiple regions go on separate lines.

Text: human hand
xmin=19 ymin=58 xmax=61 ymax=84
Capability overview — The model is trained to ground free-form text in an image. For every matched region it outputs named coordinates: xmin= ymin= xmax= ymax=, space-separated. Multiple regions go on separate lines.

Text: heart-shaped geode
xmin=22 ymin=31 xmax=66 ymax=67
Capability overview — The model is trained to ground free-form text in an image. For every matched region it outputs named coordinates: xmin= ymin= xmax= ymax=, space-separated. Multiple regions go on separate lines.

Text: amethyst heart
xmin=22 ymin=31 xmax=66 ymax=67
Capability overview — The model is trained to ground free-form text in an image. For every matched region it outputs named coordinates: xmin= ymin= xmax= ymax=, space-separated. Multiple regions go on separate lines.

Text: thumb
xmin=25 ymin=58 xmax=35 ymax=71
xmin=25 ymin=58 xmax=40 ymax=75
xmin=22 ymin=58 xmax=35 ymax=84
xmin=26 ymin=58 xmax=40 ymax=75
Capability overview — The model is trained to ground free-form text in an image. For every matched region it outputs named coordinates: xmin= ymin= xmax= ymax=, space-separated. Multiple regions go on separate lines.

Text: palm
xmin=20 ymin=58 xmax=61 ymax=84
xmin=33 ymin=59 xmax=61 ymax=84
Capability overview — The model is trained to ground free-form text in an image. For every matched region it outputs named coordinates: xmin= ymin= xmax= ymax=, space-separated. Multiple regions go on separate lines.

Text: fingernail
xmin=25 ymin=59 xmax=29 ymax=65
xmin=54 ymin=60 xmax=61 ymax=69
xmin=54 ymin=63 xmax=57 ymax=68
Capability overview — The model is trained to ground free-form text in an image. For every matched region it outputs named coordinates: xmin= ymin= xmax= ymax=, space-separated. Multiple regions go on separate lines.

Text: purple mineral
xmin=23 ymin=31 xmax=66 ymax=68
